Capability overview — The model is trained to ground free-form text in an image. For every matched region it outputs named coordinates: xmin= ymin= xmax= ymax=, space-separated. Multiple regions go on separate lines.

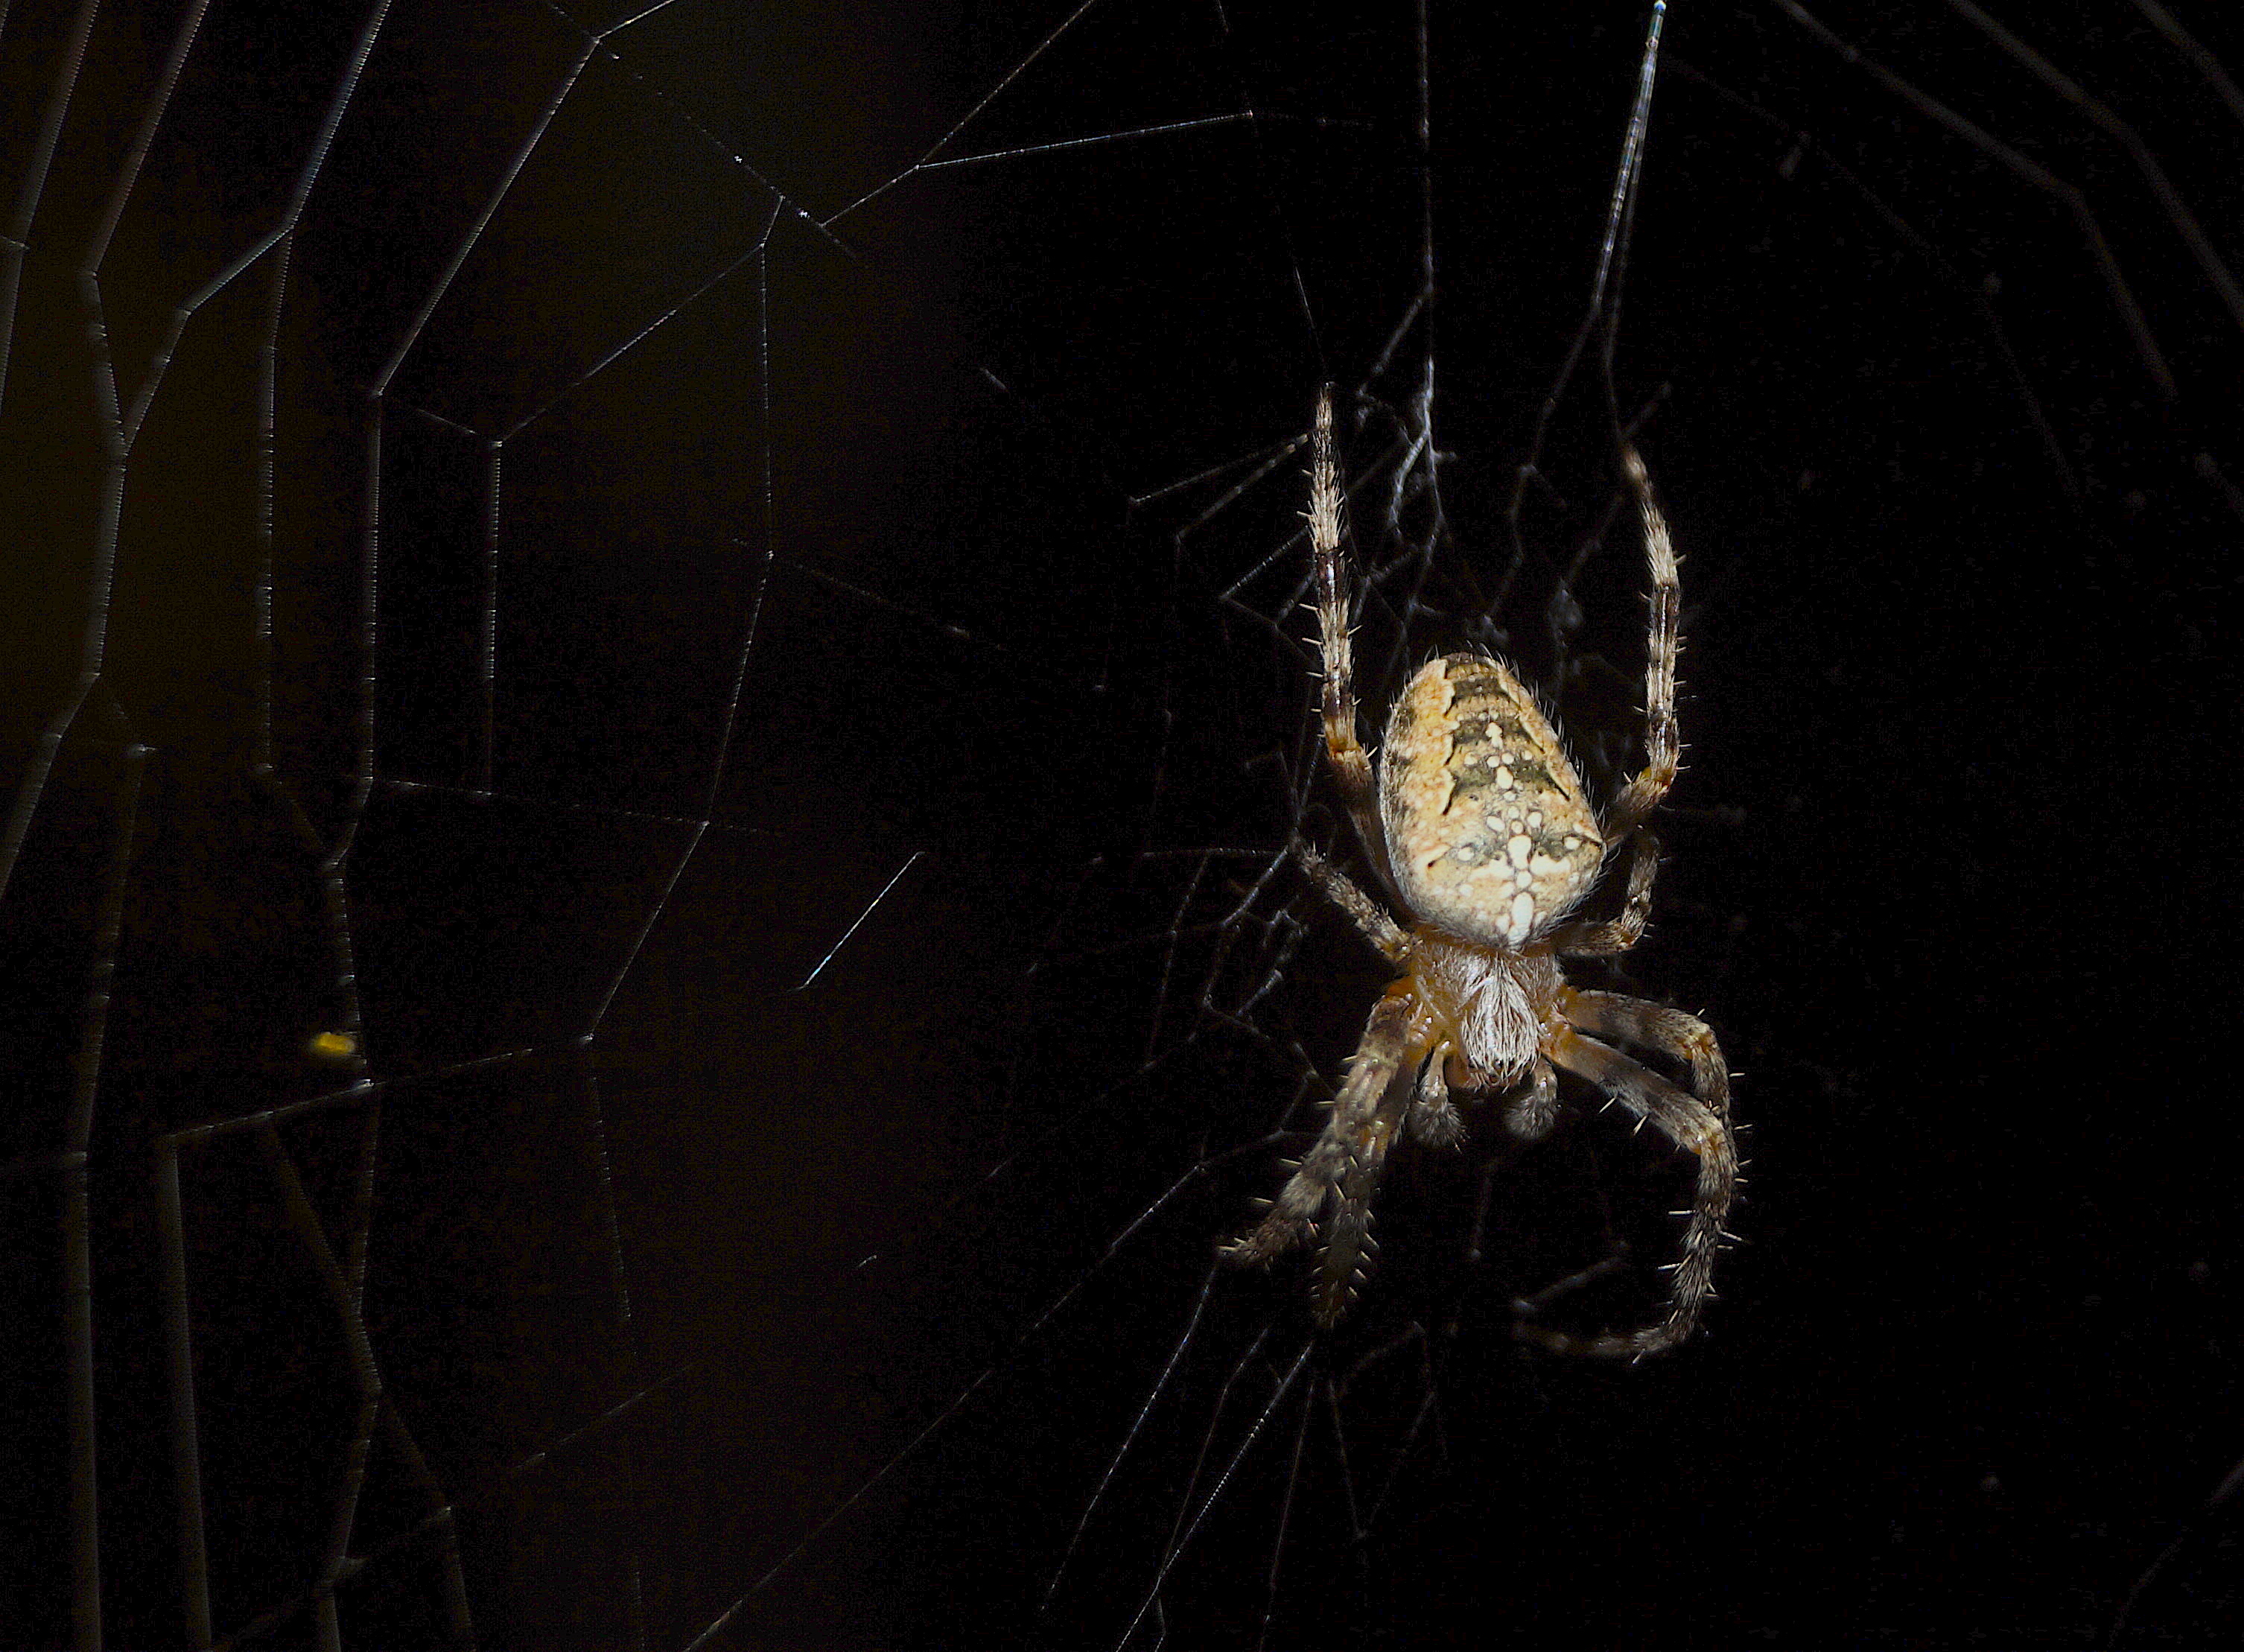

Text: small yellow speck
xmin=307 ymin=1032 xmax=357 ymax=1061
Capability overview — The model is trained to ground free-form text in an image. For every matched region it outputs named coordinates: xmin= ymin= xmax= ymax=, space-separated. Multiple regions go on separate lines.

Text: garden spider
xmin=1224 ymin=390 xmax=1735 ymax=1359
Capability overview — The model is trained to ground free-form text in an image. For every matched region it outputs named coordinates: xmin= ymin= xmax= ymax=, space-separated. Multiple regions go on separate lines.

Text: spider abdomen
xmin=1379 ymin=655 xmax=1603 ymax=948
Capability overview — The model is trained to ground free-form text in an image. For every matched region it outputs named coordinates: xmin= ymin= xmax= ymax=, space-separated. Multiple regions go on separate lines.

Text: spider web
xmin=4 ymin=2 xmax=2241 ymax=1649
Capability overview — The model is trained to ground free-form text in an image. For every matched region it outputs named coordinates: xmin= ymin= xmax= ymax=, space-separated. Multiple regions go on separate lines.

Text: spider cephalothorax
xmin=1223 ymin=390 xmax=1735 ymax=1359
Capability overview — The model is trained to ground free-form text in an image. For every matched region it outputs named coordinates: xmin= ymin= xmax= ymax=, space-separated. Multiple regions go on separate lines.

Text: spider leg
xmin=1601 ymin=444 xmax=1682 ymax=845
xmin=1547 ymin=831 xmax=1659 ymax=958
xmin=1315 ymin=1049 xmax=1418 ymax=1325
xmin=1294 ymin=841 xmax=1411 ymax=967
xmin=1224 ymin=988 xmax=1421 ymax=1321
xmin=1306 ymin=388 xmax=1393 ymax=889
xmin=1561 ymin=987 xmax=1731 ymax=1124
xmin=1517 ymin=1026 xmax=1736 ymax=1359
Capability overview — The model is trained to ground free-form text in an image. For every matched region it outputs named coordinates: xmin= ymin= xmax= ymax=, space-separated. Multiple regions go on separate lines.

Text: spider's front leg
xmin=1224 ymin=986 xmax=1427 ymax=1324
xmin=1518 ymin=1024 xmax=1737 ymax=1359
xmin=1563 ymin=987 xmax=1730 ymax=1122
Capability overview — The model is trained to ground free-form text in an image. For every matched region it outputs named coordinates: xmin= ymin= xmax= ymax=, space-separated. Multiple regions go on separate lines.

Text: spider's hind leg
xmin=1303 ymin=388 xmax=1393 ymax=889
xmin=1548 ymin=831 xmax=1659 ymax=959
xmin=1601 ymin=443 xmax=1682 ymax=845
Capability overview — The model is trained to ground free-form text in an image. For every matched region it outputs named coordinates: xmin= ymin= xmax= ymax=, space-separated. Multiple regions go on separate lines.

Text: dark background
xmin=2 ymin=1 xmax=2239 ymax=1648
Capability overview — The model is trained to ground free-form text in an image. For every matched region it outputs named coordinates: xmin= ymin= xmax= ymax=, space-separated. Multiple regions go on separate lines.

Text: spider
xmin=1223 ymin=390 xmax=1735 ymax=1359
